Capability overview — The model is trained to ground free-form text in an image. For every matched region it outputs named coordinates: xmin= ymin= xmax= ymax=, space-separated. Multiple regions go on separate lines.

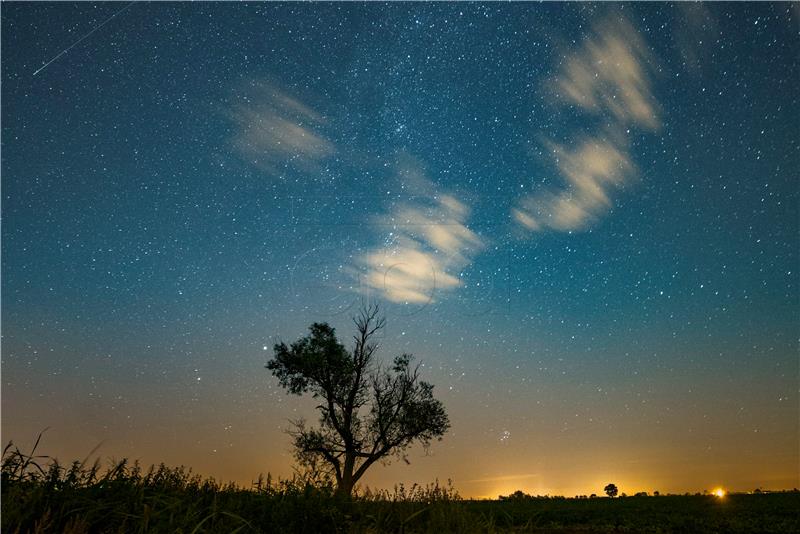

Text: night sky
xmin=2 ymin=2 xmax=798 ymax=498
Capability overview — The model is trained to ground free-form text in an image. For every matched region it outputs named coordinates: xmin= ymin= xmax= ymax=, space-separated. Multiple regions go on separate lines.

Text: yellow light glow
xmin=713 ymin=488 xmax=726 ymax=498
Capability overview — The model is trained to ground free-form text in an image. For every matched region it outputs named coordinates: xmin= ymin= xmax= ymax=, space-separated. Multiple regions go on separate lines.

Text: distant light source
xmin=713 ymin=488 xmax=726 ymax=498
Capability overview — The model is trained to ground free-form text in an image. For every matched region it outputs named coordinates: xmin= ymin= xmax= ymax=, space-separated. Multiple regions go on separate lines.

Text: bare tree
xmin=267 ymin=305 xmax=449 ymax=496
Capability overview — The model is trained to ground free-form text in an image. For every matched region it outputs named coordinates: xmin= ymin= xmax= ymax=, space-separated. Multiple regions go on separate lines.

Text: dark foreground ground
xmin=2 ymin=447 xmax=798 ymax=533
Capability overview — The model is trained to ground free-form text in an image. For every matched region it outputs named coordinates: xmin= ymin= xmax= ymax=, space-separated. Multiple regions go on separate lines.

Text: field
xmin=2 ymin=445 xmax=798 ymax=533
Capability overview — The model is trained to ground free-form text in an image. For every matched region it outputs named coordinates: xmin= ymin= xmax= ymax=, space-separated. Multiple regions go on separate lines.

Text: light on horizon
xmin=713 ymin=488 xmax=726 ymax=498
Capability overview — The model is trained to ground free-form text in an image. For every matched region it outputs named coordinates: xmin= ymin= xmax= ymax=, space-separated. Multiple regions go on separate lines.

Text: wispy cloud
xmin=513 ymin=134 xmax=635 ymax=232
xmin=551 ymin=17 xmax=660 ymax=130
xmin=229 ymin=81 xmax=334 ymax=175
xmin=358 ymin=161 xmax=484 ymax=305
xmin=672 ymin=3 xmax=720 ymax=76
xmin=515 ymin=15 xmax=659 ymax=235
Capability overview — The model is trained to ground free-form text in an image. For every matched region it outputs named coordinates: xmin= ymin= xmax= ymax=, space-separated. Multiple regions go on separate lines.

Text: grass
xmin=2 ymin=438 xmax=799 ymax=533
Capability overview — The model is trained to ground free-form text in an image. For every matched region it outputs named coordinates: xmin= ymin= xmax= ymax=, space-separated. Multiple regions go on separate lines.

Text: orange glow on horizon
xmin=713 ymin=488 xmax=726 ymax=498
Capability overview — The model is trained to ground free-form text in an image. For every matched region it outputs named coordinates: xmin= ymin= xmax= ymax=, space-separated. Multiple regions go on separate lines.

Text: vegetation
xmin=267 ymin=305 xmax=449 ymax=497
xmin=3 ymin=440 xmax=800 ymax=533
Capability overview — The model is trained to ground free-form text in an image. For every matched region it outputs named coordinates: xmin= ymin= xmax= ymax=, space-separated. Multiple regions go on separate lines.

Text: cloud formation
xmin=358 ymin=167 xmax=484 ymax=304
xmin=552 ymin=17 xmax=660 ymax=130
xmin=513 ymin=135 xmax=635 ymax=232
xmin=515 ymin=16 xmax=659 ymax=234
xmin=230 ymin=82 xmax=334 ymax=174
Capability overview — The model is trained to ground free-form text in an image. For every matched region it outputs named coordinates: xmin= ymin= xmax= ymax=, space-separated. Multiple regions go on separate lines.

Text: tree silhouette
xmin=604 ymin=483 xmax=618 ymax=498
xmin=267 ymin=305 xmax=450 ymax=496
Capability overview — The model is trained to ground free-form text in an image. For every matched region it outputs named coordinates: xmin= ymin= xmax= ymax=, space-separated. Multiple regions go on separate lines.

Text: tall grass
xmin=3 ymin=436 xmax=799 ymax=533
xmin=2 ymin=436 xmax=471 ymax=533
xmin=2 ymin=436 xmax=346 ymax=533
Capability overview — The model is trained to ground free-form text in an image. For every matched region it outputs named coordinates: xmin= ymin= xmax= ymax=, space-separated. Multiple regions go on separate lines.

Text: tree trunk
xmin=337 ymin=453 xmax=356 ymax=497
xmin=336 ymin=476 xmax=354 ymax=497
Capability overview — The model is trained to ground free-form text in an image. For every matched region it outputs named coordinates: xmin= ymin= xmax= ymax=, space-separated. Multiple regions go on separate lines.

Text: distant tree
xmin=500 ymin=490 xmax=531 ymax=501
xmin=590 ymin=493 xmax=597 ymax=498
xmin=267 ymin=305 xmax=450 ymax=497
xmin=653 ymin=490 xmax=660 ymax=496
xmin=604 ymin=483 xmax=618 ymax=498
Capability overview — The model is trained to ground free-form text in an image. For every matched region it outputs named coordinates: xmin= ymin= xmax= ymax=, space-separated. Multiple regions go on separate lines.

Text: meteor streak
xmin=33 ymin=1 xmax=135 ymax=77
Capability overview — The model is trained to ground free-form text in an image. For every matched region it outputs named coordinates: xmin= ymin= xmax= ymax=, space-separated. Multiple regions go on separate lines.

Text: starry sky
xmin=2 ymin=2 xmax=798 ymax=498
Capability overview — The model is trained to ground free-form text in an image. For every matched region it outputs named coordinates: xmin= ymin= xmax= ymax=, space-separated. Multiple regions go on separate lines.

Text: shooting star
xmin=33 ymin=1 xmax=136 ymax=77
